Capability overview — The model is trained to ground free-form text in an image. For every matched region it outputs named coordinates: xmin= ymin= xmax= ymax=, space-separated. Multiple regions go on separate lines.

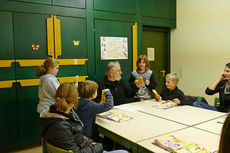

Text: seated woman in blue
xmin=206 ymin=63 xmax=230 ymax=112
xmin=39 ymin=83 xmax=127 ymax=153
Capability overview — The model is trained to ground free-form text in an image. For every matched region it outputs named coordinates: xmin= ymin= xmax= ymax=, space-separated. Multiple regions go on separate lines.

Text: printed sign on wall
xmin=100 ymin=36 xmax=128 ymax=60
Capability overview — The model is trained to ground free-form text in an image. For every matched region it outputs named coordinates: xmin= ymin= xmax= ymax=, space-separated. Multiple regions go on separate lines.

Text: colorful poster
xmin=100 ymin=36 xmax=128 ymax=60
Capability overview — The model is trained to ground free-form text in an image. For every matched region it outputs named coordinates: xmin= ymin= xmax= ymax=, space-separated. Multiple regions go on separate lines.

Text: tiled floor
xmin=9 ymin=145 xmax=42 ymax=153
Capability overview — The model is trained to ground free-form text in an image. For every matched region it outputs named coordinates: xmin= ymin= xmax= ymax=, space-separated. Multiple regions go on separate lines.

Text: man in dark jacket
xmin=95 ymin=61 xmax=142 ymax=106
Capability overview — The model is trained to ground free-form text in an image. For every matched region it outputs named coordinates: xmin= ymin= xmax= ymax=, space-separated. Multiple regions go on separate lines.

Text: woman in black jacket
xmin=39 ymin=83 xmax=127 ymax=153
xmin=206 ymin=63 xmax=230 ymax=112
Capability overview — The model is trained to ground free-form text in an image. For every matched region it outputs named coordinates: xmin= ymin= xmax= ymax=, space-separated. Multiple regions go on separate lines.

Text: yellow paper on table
xmin=152 ymin=101 xmax=177 ymax=109
xmin=97 ymin=112 xmax=133 ymax=123
xmin=153 ymin=135 xmax=210 ymax=153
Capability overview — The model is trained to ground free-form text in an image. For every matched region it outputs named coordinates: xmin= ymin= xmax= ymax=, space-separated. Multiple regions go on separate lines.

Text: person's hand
xmin=73 ymin=75 xmax=79 ymax=88
xmin=145 ymin=80 xmax=150 ymax=86
xmin=220 ymin=73 xmax=226 ymax=81
xmin=102 ymin=89 xmax=109 ymax=93
xmin=173 ymin=98 xmax=180 ymax=104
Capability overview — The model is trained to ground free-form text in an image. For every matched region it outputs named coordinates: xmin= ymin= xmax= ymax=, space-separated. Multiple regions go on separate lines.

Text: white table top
xmin=96 ymin=108 xmax=187 ymax=143
xmin=194 ymin=115 xmax=227 ymax=135
xmin=137 ymin=127 xmax=220 ymax=153
xmin=127 ymin=100 xmax=226 ymax=126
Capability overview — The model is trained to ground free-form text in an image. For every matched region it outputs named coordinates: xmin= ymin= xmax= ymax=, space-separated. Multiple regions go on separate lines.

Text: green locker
xmin=13 ymin=12 xmax=50 ymax=145
xmin=94 ymin=0 xmax=136 ymax=14
xmin=94 ymin=20 xmax=133 ymax=84
xmin=0 ymin=11 xmax=19 ymax=150
xmin=12 ymin=0 xmax=51 ymax=5
xmin=53 ymin=0 xmax=85 ymax=8
xmin=142 ymin=0 xmax=176 ymax=20
xmin=54 ymin=16 xmax=88 ymax=78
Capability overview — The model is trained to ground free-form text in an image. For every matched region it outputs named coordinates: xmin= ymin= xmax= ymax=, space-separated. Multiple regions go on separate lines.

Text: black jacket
xmin=160 ymin=86 xmax=191 ymax=105
xmin=39 ymin=105 xmax=103 ymax=153
xmin=205 ymin=80 xmax=230 ymax=112
xmin=95 ymin=76 xmax=139 ymax=106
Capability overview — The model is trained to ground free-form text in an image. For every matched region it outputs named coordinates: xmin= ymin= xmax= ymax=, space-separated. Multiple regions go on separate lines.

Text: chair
xmin=214 ymin=97 xmax=220 ymax=107
xmin=45 ymin=142 xmax=73 ymax=153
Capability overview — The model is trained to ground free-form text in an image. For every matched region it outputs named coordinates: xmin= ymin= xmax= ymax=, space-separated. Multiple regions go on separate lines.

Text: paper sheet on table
xmin=116 ymin=104 xmax=142 ymax=112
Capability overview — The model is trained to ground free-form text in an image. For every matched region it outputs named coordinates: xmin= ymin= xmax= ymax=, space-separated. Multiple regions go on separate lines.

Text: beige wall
xmin=171 ymin=0 xmax=230 ymax=105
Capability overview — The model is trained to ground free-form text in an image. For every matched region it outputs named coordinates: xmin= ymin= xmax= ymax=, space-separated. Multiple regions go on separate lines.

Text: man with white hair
xmin=95 ymin=61 xmax=142 ymax=105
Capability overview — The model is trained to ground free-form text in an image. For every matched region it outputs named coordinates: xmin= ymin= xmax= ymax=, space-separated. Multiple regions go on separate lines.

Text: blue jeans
xmin=193 ymin=101 xmax=217 ymax=111
xmin=103 ymin=150 xmax=128 ymax=153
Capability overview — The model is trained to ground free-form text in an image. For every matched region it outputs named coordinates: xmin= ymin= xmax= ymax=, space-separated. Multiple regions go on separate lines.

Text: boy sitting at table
xmin=155 ymin=73 xmax=191 ymax=105
xmin=75 ymin=80 xmax=114 ymax=139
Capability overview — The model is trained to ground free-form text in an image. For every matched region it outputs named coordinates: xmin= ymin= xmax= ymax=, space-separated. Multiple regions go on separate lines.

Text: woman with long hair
xmin=206 ymin=63 xmax=230 ymax=112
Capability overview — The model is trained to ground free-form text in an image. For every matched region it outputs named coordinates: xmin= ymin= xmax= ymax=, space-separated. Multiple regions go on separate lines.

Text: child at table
xmin=218 ymin=113 xmax=230 ymax=153
xmin=129 ymin=55 xmax=157 ymax=102
xmin=155 ymin=73 xmax=191 ymax=105
xmin=75 ymin=80 xmax=114 ymax=138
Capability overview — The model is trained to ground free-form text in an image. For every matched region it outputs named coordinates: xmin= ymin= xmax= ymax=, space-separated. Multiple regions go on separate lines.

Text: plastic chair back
xmin=46 ymin=142 xmax=73 ymax=153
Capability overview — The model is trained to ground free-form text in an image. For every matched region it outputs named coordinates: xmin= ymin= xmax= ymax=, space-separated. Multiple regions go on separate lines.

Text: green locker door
xmin=0 ymin=11 xmax=19 ymax=150
xmin=56 ymin=16 xmax=88 ymax=78
xmin=13 ymin=12 xmax=50 ymax=145
xmin=95 ymin=20 xmax=133 ymax=83
xmin=142 ymin=27 xmax=170 ymax=94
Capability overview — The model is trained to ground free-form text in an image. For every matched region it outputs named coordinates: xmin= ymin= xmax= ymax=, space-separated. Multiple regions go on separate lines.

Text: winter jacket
xmin=39 ymin=105 xmax=103 ymax=153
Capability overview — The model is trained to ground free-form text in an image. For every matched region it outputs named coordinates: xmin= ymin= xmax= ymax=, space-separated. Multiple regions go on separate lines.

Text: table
xmin=128 ymin=100 xmax=226 ymax=126
xmin=194 ymin=115 xmax=227 ymax=135
xmin=96 ymin=101 xmax=225 ymax=153
xmin=96 ymin=108 xmax=187 ymax=152
xmin=137 ymin=127 xmax=220 ymax=153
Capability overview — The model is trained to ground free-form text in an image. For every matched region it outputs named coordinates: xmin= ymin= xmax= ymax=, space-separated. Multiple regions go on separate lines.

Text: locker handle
xmin=0 ymin=80 xmax=16 ymax=88
xmin=0 ymin=60 xmax=14 ymax=67
xmin=17 ymin=76 xmax=88 ymax=87
xmin=16 ymin=59 xmax=88 ymax=67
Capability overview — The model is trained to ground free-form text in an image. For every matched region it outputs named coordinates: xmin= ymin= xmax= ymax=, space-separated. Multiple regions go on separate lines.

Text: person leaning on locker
xmin=39 ymin=83 xmax=128 ymax=153
xmin=95 ymin=61 xmax=143 ymax=106
xmin=36 ymin=58 xmax=60 ymax=113
xmin=129 ymin=55 xmax=157 ymax=102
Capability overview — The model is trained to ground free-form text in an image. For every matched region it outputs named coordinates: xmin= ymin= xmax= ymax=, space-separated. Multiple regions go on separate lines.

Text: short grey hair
xmin=106 ymin=61 xmax=120 ymax=76
xmin=166 ymin=73 xmax=179 ymax=84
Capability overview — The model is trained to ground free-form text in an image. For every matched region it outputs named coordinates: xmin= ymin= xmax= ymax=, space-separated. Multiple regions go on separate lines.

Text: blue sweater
xmin=76 ymin=90 xmax=114 ymax=138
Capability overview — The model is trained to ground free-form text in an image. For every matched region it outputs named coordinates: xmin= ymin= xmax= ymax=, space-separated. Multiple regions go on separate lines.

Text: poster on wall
xmin=100 ymin=36 xmax=128 ymax=60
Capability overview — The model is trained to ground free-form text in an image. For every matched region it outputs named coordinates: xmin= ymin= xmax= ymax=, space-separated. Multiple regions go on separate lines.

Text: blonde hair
xmin=37 ymin=58 xmax=59 ymax=77
xmin=78 ymin=80 xmax=98 ymax=98
xmin=54 ymin=83 xmax=78 ymax=112
xmin=106 ymin=61 xmax=120 ymax=76
xmin=166 ymin=73 xmax=179 ymax=84
xmin=136 ymin=55 xmax=150 ymax=71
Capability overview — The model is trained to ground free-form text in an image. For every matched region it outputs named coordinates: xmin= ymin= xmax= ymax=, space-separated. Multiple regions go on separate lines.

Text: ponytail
xmin=37 ymin=57 xmax=59 ymax=77
xmin=55 ymin=97 xmax=69 ymax=112
xmin=54 ymin=83 xmax=78 ymax=112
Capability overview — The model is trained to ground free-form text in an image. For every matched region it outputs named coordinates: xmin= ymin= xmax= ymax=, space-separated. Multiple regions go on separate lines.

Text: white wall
xmin=171 ymin=0 xmax=230 ymax=105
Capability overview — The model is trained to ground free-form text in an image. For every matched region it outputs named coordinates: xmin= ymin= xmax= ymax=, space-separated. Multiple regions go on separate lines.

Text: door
xmin=142 ymin=27 xmax=170 ymax=94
